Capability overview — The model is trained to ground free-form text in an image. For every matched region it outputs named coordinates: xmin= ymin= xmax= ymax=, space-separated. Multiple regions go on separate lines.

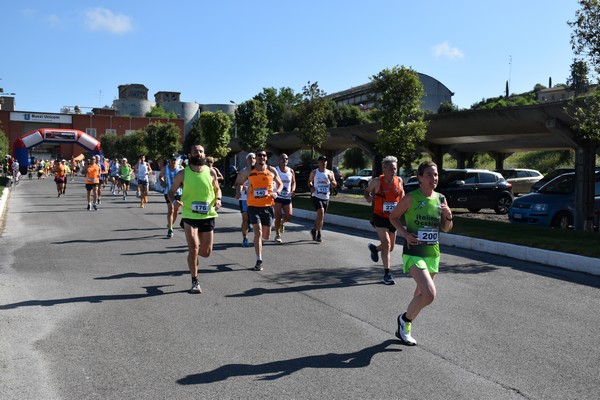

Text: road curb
xmin=223 ymin=197 xmax=599 ymax=276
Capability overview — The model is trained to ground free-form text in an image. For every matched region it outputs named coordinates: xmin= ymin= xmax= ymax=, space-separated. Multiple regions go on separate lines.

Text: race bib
xmin=417 ymin=227 xmax=439 ymax=245
xmin=382 ymin=201 xmax=397 ymax=214
xmin=254 ymin=188 xmax=267 ymax=198
xmin=191 ymin=201 xmax=210 ymax=214
xmin=316 ymin=185 xmax=329 ymax=194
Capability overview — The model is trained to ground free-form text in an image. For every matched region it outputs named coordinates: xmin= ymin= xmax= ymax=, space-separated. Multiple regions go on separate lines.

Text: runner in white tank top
xmin=274 ymin=154 xmax=296 ymax=243
xmin=308 ymin=155 xmax=337 ymax=242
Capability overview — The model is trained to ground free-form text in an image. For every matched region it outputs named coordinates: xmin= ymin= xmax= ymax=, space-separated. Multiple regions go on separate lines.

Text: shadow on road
xmin=177 ymin=339 xmax=401 ymax=384
xmin=0 ymin=285 xmax=188 ymax=310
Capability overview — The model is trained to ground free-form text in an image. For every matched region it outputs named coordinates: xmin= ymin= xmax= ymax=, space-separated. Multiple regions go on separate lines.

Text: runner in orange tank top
xmin=84 ymin=157 xmax=100 ymax=210
xmin=364 ymin=156 xmax=404 ymax=285
xmin=235 ymin=150 xmax=283 ymax=271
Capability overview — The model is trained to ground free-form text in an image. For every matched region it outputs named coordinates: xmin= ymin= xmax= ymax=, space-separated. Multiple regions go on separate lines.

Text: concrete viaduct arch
xmin=227 ymin=101 xmax=598 ymax=230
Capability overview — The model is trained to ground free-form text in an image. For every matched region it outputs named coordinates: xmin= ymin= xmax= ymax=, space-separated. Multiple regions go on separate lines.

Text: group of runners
xmin=30 ymin=142 xmax=453 ymax=346
xmin=162 ymin=143 xmax=453 ymax=346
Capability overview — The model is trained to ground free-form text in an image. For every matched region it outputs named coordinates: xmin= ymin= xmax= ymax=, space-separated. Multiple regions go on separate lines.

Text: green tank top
xmin=403 ymin=189 xmax=444 ymax=258
xmin=120 ymin=164 xmax=132 ymax=181
xmin=181 ymin=165 xmax=218 ymax=220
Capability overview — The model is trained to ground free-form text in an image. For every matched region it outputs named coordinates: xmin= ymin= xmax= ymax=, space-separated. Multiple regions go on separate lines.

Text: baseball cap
xmin=317 ymin=155 xmax=327 ymax=161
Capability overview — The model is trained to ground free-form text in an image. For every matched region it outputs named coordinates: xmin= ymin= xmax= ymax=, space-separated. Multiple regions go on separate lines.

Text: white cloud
xmin=432 ymin=41 xmax=464 ymax=60
xmin=84 ymin=8 xmax=132 ymax=35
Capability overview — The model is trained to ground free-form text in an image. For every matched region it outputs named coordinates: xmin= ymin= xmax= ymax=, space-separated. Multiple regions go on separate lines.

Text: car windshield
xmin=358 ymin=169 xmax=372 ymax=176
xmin=539 ymin=174 xmax=575 ymax=194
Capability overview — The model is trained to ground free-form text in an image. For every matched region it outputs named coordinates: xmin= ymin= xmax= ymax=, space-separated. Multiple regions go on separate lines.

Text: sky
xmin=1 ymin=0 xmax=584 ymax=114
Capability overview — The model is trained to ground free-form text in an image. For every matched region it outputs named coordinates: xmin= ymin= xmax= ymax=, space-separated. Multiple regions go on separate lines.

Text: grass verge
xmin=221 ymin=187 xmax=600 ymax=259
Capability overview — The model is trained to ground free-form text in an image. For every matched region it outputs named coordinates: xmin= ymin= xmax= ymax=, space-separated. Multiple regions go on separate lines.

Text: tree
xmin=567 ymin=59 xmax=590 ymax=95
xmin=120 ymin=130 xmax=148 ymax=164
xmin=144 ymin=122 xmax=182 ymax=162
xmin=145 ymin=105 xmax=178 ymax=119
xmin=567 ymin=0 xmax=600 ymax=231
xmin=438 ymin=101 xmax=460 ymax=113
xmin=254 ymin=87 xmax=302 ymax=133
xmin=370 ymin=66 xmax=428 ymax=172
xmin=198 ymin=111 xmax=231 ymax=159
xmin=299 ymin=81 xmax=328 ymax=154
xmin=99 ymin=133 xmax=119 ymax=160
xmin=343 ymin=148 xmax=367 ymax=173
xmin=235 ymin=99 xmax=269 ymax=151
xmin=568 ymin=0 xmax=600 ymax=75
xmin=0 ymin=124 xmax=9 ymax=162
xmin=184 ymin=117 xmax=203 ymax=154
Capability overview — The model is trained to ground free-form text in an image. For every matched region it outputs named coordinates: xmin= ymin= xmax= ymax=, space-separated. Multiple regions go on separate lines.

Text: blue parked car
xmin=509 ymin=170 xmax=600 ymax=229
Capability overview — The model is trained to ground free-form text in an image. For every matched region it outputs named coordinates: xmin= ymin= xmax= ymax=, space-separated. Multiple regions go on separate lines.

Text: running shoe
xmin=274 ymin=234 xmax=282 ymax=243
xmin=395 ymin=314 xmax=417 ymax=346
xmin=383 ymin=271 xmax=395 ymax=285
xmin=140 ymin=203 xmax=144 ymax=208
xmin=87 ymin=204 xmax=91 ymax=211
xmin=368 ymin=243 xmax=379 ymax=262
xmin=311 ymin=228 xmax=317 ymax=241
xmin=167 ymin=229 xmax=174 ymax=238
xmin=316 ymin=231 xmax=322 ymax=242
xmin=93 ymin=204 xmax=98 ymax=211
xmin=190 ymin=281 xmax=202 ymax=294
xmin=254 ymin=260 xmax=263 ymax=271
xmin=123 ymin=195 xmax=126 ymax=201
xmin=242 ymin=238 xmax=249 ymax=247
xmin=97 ymin=199 xmax=101 ymax=205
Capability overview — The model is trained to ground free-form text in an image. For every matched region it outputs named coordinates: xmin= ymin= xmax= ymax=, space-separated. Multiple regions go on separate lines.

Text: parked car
xmin=404 ymin=168 xmax=514 ymax=214
xmin=345 ymin=168 xmax=373 ymax=190
xmin=530 ymin=166 xmax=600 ymax=192
xmin=509 ymin=170 xmax=600 ymax=229
xmin=495 ymin=168 xmax=542 ymax=195
xmin=292 ymin=163 xmax=342 ymax=195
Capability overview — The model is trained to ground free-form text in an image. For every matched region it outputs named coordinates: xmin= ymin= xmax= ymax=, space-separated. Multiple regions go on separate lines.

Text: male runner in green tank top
xmin=168 ymin=144 xmax=222 ymax=294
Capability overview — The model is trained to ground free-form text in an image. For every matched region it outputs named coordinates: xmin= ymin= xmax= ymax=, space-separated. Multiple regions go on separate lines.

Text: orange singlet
xmin=246 ymin=169 xmax=275 ymax=207
xmin=373 ymin=174 xmax=403 ymax=218
xmin=85 ymin=164 xmax=100 ymax=184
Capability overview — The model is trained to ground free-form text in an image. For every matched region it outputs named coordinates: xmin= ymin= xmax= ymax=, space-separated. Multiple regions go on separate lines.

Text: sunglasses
xmin=257 ymin=153 xmax=267 ymax=157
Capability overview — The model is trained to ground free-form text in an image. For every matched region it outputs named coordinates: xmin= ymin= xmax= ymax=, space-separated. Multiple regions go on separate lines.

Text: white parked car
xmin=345 ymin=168 xmax=373 ymax=190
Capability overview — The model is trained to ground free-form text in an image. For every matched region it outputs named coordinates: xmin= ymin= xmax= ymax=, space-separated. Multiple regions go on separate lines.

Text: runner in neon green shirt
xmin=390 ymin=161 xmax=454 ymax=346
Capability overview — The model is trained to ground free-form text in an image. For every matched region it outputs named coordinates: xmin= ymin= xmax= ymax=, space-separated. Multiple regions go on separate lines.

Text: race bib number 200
xmin=417 ymin=227 xmax=439 ymax=245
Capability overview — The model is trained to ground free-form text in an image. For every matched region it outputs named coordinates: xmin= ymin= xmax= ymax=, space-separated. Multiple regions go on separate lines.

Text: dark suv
xmin=405 ymin=168 xmax=514 ymax=214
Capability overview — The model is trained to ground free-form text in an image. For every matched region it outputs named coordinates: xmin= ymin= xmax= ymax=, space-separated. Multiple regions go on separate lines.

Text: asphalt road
xmin=1 ymin=177 xmax=599 ymax=400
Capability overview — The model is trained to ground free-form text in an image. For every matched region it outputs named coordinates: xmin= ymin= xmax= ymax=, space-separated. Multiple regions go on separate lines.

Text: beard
xmin=189 ymin=155 xmax=204 ymax=166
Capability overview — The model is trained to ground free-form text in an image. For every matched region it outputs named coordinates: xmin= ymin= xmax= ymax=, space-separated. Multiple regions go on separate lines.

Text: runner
xmin=206 ymin=156 xmax=224 ymax=184
xmin=364 ymin=155 xmax=404 ymax=285
xmin=168 ymin=144 xmax=221 ymax=294
xmin=234 ymin=153 xmax=256 ymax=247
xmin=53 ymin=159 xmax=66 ymax=197
xmin=235 ymin=150 xmax=283 ymax=270
xmin=109 ymin=158 xmax=120 ymax=194
xmin=62 ymin=160 xmax=70 ymax=195
xmin=84 ymin=157 xmax=100 ymax=210
xmin=95 ymin=155 xmax=107 ymax=205
xmin=135 ymin=155 xmax=152 ymax=208
xmin=119 ymin=158 xmax=133 ymax=200
xmin=159 ymin=155 xmax=183 ymax=238
xmin=274 ymin=153 xmax=296 ymax=243
xmin=389 ymin=161 xmax=453 ymax=346
xmin=308 ymin=155 xmax=338 ymax=242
